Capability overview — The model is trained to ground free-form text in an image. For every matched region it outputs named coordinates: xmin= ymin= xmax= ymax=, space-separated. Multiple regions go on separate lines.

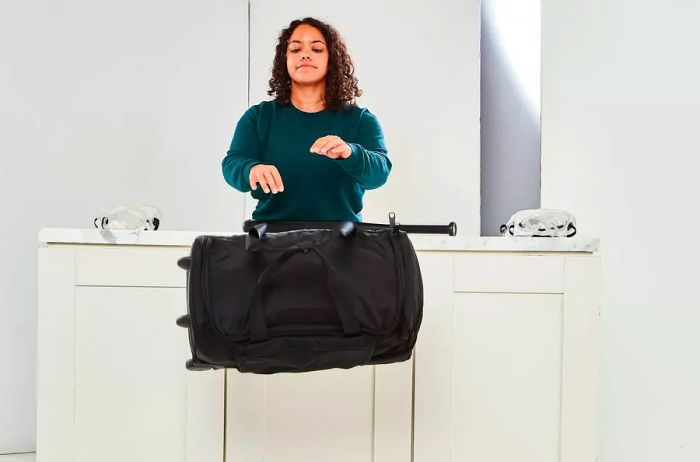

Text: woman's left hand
xmin=309 ymin=135 xmax=352 ymax=159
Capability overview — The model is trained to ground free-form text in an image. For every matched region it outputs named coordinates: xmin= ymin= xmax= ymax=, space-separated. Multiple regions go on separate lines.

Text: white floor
xmin=0 ymin=454 xmax=35 ymax=461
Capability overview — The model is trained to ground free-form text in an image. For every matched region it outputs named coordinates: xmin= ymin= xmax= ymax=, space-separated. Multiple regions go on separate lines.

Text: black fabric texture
xmin=179 ymin=222 xmax=423 ymax=374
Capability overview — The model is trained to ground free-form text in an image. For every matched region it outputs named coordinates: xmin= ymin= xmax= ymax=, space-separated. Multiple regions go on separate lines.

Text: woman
xmin=222 ymin=17 xmax=391 ymax=222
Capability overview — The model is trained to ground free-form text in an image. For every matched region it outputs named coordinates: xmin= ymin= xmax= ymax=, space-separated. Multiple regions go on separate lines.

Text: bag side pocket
xmin=237 ymin=335 xmax=375 ymax=374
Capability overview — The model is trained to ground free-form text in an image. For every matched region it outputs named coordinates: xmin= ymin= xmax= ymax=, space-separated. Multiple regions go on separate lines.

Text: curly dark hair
xmin=267 ymin=17 xmax=362 ymax=111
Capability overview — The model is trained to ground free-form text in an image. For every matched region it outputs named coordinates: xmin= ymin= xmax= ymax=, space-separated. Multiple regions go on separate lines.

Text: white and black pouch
xmin=500 ymin=209 xmax=577 ymax=237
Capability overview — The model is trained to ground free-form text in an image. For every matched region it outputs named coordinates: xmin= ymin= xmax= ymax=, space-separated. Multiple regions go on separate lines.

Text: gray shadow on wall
xmin=480 ymin=2 xmax=541 ymax=236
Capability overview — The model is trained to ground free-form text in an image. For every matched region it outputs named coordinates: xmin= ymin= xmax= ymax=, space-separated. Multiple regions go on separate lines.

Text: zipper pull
xmin=388 ymin=212 xmax=397 ymax=231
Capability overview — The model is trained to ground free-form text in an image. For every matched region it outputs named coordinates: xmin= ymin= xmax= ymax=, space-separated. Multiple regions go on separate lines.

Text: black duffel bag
xmin=176 ymin=214 xmax=456 ymax=374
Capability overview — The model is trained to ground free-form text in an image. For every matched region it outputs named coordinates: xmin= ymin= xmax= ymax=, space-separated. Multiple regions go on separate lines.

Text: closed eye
xmin=289 ymin=48 xmax=324 ymax=53
xmin=289 ymin=48 xmax=323 ymax=53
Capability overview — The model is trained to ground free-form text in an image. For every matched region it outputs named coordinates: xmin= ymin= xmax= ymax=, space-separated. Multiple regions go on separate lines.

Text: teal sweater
xmin=222 ymin=100 xmax=391 ymax=221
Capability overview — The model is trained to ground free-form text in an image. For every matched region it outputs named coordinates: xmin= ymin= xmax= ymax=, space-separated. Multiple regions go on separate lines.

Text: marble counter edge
xmin=38 ymin=228 xmax=600 ymax=253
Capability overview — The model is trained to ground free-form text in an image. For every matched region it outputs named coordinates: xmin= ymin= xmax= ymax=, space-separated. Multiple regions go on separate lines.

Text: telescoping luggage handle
xmin=177 ymin=213 xmax=457 ymax=272
xmin=386 ymin=212 xmax=457 ymax=236
xmin=242 ymin=212 xmax=458 ymax=236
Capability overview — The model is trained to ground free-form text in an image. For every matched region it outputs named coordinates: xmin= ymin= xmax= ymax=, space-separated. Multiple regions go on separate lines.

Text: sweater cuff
xmin=338 ymin=143 xmax=364 ymax=171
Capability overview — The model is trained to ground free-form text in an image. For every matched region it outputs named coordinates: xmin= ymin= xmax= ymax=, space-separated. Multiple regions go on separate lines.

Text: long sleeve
xmin=337 ymin=109 xmax=392 ymax=190
xmin=221 ymin=107 xmax=261 ymax=192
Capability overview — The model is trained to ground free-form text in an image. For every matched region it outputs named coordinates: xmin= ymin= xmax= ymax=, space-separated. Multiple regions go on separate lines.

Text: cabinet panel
xmin=73 ymin=287 xmax=205 ymax=462
xmin=560 ymin=256 xmax=601 ymax=462
xmin=373 ymin=359 xmax=413 ymax=462
xmin=454 ymin=254 xmax=564 ymax=293
xmin=226 ymin=367 xmax=375 ymax=462
xmin=37 ymin=248 xmax=77 ymax=462
xmin=75 ymin=247 xmax=189 ymax=287
xmin=452 ymin=293 xmax=563 ymax=462
xmin=413 ymin=253 xmax=456 ymax=462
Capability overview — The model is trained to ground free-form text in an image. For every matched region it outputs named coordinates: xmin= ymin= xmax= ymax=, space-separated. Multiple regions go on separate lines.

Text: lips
xmin=297 ymin=64 xmax=316 ymax=69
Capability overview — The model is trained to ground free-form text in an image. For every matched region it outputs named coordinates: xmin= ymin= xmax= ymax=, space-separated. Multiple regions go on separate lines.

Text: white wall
xmin=480 ymin=0 xmax=541 ymax=236
xmin=0 ymin=0 xmax=249 ymax=452
xmin=247 ymin=0 xmax=481 ymax=231
xmin=1 ymin=0 xmax=482 ymax=452
xmin=542 ymin=1 xmax=700 ymax=461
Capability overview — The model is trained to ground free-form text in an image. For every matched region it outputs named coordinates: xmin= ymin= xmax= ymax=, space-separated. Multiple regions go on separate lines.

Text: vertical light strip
xmin=243 ymin=0 xmax=252 ymax=224
xmin=371 ymin=366 xmax=376 ymax=461
xmin=72 ymin=251 xmax=78 ymax=461
xmin=247 ymin=0 xmax=251 ymax=107
xmin=557 ymin=261 xmax=567 ymax=462
xmin=410 ymin=352 xmax=416 ymax=462
xmin=222 ymin=371 xmax=227 ymax=462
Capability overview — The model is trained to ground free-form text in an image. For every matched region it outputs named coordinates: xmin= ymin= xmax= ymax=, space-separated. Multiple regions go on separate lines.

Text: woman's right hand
xmin=249 ymin=164 xmax=284 ymax=194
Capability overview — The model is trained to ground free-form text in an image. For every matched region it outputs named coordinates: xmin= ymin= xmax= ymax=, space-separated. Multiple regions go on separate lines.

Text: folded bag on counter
xmin=500 ymin=208 xmax=577 ymax=237
xmin=176 ymin=214 xmax=455 ymax=374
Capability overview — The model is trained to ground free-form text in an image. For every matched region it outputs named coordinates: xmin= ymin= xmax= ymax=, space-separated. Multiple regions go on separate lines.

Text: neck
xmin=290 ymin=82 xmax=326 ymax=106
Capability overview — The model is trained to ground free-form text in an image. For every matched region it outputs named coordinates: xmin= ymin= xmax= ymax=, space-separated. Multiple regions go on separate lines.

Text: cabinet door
xmin=450 ymin=293 xmax=563 ymax=462
xmin=225 ymin=361 xmax=412 ymax=462
xmin=414 ymin=252 xmax=570 ymax=462
xmin=72 ymin=287 xmax=223 ymax=462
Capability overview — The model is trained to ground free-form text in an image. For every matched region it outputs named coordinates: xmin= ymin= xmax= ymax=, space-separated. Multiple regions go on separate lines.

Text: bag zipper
xmin=382 ymin=228 xmax=405 ymax=333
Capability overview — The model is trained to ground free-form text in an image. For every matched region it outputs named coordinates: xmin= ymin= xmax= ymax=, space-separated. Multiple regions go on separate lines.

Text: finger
xmin=249 ymin=168 xmax=258 ymax=190
xmin=309 ymin=137 xmax=323 ymax=153
xmin=254 ymin=172 xmax=270 ymax=193
xmin=323 ymin=140 xmax=345 ymax=156
xmin=317 ymin=136 xmax=339 ymax=154
xmin=270 ymin=167 xmax=284 ymax=192
xmin=320 ymin=140 xmax=346 ymax=159
xmin=261 ymin=169 xmax=276 ymax=193
xmin=310 ymin=136 xmax=331 ymax=153
xmin=262 ymin=170 xmax=277 ymax=193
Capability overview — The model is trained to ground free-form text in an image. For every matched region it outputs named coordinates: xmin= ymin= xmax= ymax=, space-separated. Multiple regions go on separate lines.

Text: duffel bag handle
xmin=248 ymin=246 xmax=361 ymax=342
xmin=245 ymin=221 xmax=355 ymax=253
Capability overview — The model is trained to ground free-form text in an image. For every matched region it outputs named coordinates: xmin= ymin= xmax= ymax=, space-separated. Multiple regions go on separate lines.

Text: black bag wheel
xmin=177 ymin=256 xmax=191 ymax=271
xmin=186 ymin=359 xmax=213 ymax=371
xmin=175 ymin=314 xmax=191 ymax=328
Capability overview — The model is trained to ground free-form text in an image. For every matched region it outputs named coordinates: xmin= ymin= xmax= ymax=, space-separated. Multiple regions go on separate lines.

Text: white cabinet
xmin=36 ymin=244 xmax=407 ymax=462
xmin=73 ymin=287 xmax=190 ymax=462
xmin=37 ymin=247 xmax=225 ymax=462
xmin=415 ymin=253 xmax=600 ymax=462
xmin=225 ymin=360 xmax=412 ymax=462
xmin=37 ymin=231 xmax=600 ymax=462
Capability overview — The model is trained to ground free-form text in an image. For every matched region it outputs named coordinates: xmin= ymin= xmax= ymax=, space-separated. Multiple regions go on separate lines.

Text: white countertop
xmin=38 ymin=228 xmax=600 ymax=253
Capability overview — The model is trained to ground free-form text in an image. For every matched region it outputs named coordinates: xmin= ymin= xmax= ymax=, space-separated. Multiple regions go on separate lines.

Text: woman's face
xmin=286 ymin=24 xmax=329 ymax=86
